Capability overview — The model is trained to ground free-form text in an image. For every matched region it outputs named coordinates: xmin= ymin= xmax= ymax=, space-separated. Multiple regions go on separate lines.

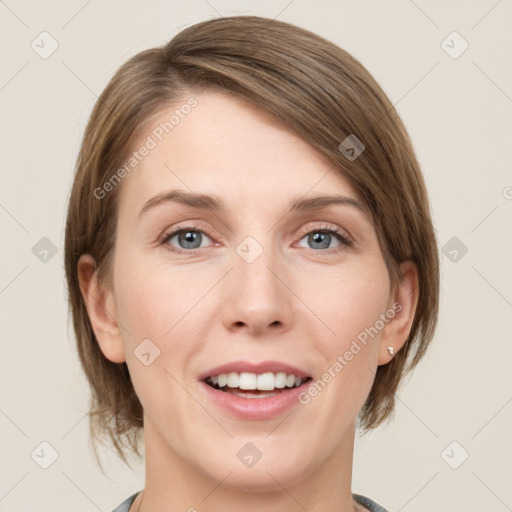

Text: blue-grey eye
xmin=166 ymin=229 xmax=212 ymax=250
xmin=297 ymin=230 xmax=344 ymax=250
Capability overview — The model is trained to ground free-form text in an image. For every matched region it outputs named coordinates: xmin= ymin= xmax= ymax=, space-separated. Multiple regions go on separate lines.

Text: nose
xmin=221 ymin=244 xmax=294 ymax=337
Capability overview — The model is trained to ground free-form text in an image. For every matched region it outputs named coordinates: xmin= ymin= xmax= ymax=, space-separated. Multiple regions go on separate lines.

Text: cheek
xmin=113 ymin=251 xmax=203 ymax=340
xmin=295 ymin=260 xmax=390 ymax=415
xmin=305 ymin=262 xmax=391 ymax=346
xmin=111 ymin=257 xmax=201 ymax=425
xmin=112 ymin=252 xmax=212 ymax=397
xmin=296 ymin=270 xmax=389 ymax=429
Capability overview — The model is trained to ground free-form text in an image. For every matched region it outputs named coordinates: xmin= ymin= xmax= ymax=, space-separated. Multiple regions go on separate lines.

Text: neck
xmin=135 ymin=418 xmax=360 ymax=512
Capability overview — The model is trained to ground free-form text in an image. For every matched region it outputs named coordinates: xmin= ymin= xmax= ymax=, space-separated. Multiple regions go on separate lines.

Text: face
xmin=84 ymin=90 xmax=414 ymax=492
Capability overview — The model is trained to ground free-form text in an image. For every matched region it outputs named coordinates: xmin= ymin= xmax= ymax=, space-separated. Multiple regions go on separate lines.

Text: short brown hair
xmin=64 ymin=15 xmax=439 ymax=463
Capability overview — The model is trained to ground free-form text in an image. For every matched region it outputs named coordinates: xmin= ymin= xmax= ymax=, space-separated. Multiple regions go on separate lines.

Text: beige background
xmin=1 ymin=1 xmax=511 ymax=511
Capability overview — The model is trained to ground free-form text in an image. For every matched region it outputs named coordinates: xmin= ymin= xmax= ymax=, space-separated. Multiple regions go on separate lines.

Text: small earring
xmin=386 ymin=346 xmax=394 ymax=356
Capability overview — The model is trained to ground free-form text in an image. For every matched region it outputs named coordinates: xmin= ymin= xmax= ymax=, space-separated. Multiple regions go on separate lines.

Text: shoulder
xmin=111 ymin=491 xmax=140 ymax=512
xmin=353 ymin=493 xmax=390 ymax=512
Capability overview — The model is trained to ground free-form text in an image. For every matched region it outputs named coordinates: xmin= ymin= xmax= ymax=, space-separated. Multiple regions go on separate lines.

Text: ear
xmin=378 ymin=260 xmax=419 ymax=365
xmin=77 ymin=254 xmax=126 ymax=363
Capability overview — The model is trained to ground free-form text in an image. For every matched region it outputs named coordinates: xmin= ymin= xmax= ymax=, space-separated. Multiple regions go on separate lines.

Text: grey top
xmin=112 ymin=491 xmax=389 ymax=512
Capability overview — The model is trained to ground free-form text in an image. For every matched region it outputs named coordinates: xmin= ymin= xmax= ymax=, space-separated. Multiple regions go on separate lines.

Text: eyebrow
xmin=138 ymin=189 xmax=369 ymax=221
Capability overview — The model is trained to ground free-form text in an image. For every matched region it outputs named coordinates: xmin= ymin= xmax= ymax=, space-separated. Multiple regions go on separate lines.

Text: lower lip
xmin=199 ymin=380 xmax=311 ymax=420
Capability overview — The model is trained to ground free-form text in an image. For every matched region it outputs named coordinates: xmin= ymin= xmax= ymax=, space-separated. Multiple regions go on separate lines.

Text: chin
xmin=194 ymin=440 xmax=316 ymax=492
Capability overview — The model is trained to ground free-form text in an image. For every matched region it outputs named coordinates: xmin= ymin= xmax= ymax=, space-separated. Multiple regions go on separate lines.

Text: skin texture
xmin=78 ymin=90 xmax=418 ymax=512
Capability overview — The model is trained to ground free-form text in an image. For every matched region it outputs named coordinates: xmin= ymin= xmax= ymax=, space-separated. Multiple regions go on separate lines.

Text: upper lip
xmin=198 ymin=360 xmax=312 ymax=381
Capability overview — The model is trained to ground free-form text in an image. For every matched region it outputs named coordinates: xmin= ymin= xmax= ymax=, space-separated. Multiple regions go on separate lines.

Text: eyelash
xmin=159 ymin=223 xmax=353 ymax=254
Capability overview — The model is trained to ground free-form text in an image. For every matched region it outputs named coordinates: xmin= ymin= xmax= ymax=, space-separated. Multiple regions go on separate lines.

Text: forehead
xmin=117 ymin=90 xmax=365 ymax=218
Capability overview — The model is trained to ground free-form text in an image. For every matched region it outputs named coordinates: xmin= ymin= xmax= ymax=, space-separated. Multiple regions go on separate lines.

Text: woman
xmin=64 ymin=15 xmax=439 ymax=512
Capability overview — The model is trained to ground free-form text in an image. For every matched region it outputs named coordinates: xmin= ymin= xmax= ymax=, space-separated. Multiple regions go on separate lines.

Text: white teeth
xmin=257 ymin=372 xmax=275 ymax=390
xmin=207 ymin=371 xmax=307 ymax=391
xmin=275 ymin=372 xmax=287 ymax=388
xmin=227 ymin=372 xmax=239 ymax=388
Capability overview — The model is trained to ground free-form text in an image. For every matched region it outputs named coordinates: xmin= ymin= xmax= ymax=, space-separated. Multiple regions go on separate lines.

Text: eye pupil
xmin=309 ymin=232 xmax=330 ymax=249
xmin=179 ymin=230 xmax=202 ymax=249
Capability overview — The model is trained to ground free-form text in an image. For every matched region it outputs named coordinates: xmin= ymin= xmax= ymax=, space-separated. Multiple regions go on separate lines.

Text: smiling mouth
xmin=203 ymin=372 xmax=312 ymax=399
